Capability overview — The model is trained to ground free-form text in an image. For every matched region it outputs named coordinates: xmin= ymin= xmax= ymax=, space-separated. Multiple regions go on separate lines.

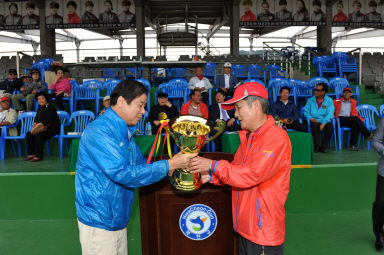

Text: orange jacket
xmin=210 ymin=115 xmax=292 ymax=246
xmin=180 ymin=100 xmax=209 ymax=119
xmin=333 ymin=97 xmax=363 ymax=122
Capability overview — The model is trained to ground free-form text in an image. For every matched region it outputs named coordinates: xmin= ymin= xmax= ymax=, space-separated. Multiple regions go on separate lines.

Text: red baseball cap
xmin=343 ymin=87 xmax=352 ymax=93
xmin=0 ymin=96 xmax=10 ymax=102
xmin=221 ymin=82 xmax=268 ymax=110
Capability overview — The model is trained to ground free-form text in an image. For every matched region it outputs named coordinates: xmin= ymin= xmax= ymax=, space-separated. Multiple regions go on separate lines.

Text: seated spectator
xmin=25 ymin=92 xmax=60 ymax=162
xmin=0 ymin=96 xmax=17 ymax=136
xmin=21 ymin=75 xmax=31 ymax=84
xmin=49 ymin=67 xmax=72 ymax=110
xmin=215 ymin=62 xmax=238 ymax=96
xmin=188 ymin=66 xmax=213 ymax=103
xmin=12 ymin=69 xmax=47 ymax=112
xmin=0 ymin=69 xmax=23 ymax=98
xmin=209 ymin=90 xmax=240 ymax=151
xmin=304 ymin=83 xmax=335 ymax=153
xmin=99 ymin=95 xmax=111 ymax=115
xmin=148 ymin=92 xmax=179 ymax=134
xmin=271 ymin=86 xmax=306 ymax=132
xmin=334 ymin=87 xmax=373 ymax=151
xmin=180 ymin=89 xmax=208 ymax=119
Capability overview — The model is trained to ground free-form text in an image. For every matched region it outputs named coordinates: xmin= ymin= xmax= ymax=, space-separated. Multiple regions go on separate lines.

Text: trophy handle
xmin=204 ymin=120 xmax=226 ymax=145
xmin=162 ymin=125 xmax=182 ymax=148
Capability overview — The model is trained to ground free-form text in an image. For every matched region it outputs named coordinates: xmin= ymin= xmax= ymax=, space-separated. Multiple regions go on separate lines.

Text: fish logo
xmin=189 ymin=216 xmax=207 ymax=231
xmin=262 ymin=150 xmax=275 ymax=158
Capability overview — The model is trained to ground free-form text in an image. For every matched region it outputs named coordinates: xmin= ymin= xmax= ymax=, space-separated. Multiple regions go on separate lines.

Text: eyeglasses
xmin=314 ymin=89 xmax=323 ymax=92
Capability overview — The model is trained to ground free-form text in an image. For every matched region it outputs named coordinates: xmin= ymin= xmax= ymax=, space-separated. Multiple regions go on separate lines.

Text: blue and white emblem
xmin=179 ymin=204 xmax=217 ymax=241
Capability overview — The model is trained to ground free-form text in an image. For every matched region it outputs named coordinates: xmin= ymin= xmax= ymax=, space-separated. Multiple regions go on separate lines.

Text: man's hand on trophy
xmin=168 ymin=152 xmax=198 ymax=176
xmin=189 ymin=156 xmax=213 ymax=173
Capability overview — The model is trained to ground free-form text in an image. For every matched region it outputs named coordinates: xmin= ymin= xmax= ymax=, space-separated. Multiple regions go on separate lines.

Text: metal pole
xmin=359 ymin=48 xmax=362 ymax=85
xmin=75 ymin=40 xmax=81 ymax=63
xmin=16 ymin=52 xmax=20 ymax=77
xmin=119 ymin=39 xmax=124 ymax=59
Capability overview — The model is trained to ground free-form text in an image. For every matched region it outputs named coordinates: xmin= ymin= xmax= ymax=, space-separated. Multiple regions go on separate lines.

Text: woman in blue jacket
xmin=75 ymin=80 xmax=196 ymax=254
xmin=303 ymin=82 xmax=335 ymax=153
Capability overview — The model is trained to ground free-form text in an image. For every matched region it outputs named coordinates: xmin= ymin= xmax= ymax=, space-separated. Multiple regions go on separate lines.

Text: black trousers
xmin=26 ymin=131 xmax=54 ymax=158
xmin=339 ymin=116 xmax=371 ymax=146
xmin=373 ymin=175 xmax=384 ymax=239
xmin=285 ymin=119 xmax=307 ymax=132
xmin=310 ymin=121 xmax=334 ymax=148
xmin=238 ymin=234 xmax=284 ymax=255
xmin=49 ymin=93 xmax=64 ymax=110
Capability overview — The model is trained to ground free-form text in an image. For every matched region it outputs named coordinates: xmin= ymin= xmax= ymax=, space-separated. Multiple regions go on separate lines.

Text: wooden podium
xmin=139 ymin=152 xmax=236 ymax=255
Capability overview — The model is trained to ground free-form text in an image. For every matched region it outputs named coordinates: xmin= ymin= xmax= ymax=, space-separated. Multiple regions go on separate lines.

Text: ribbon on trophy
xmin=147 ymin=119 xmax=172 ymax=164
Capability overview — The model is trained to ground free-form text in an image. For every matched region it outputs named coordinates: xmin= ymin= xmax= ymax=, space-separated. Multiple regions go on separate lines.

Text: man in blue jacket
xmin=215 ymin=62 xmax=238 ymax=96
xmin=304 ymin=83 xmax=335 ymax=153
xmin=75 ymin=80 xmax=196 ymax=255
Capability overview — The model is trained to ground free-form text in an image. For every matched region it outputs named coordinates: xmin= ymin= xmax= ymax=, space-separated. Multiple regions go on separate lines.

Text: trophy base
xmin=171 ymin=169 xmax=202 ymax=191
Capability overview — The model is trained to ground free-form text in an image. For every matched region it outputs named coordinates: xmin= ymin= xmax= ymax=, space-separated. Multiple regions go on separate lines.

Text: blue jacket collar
xmin=105 ymin=107 xmax=137 ymax=139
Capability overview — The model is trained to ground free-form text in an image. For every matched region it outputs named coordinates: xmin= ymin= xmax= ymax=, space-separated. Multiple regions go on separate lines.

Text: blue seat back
xmin=57 ymin=111 xmax=70 ymax=125
xmin=19 ymin=112 xmax=36 ymax=136
xmin=135 ymin=78 xmax=151 ymax=90
xmin=329 ymin=77 xmax=349 ymax=98
xmin=243 ymin=79 xmax=265 ymax=86
xmin=69 ymin=110 xmax=95 ymax=133
xmin=247 ymin=65 xmax=265 ymax=81
xmin=124 ymin=67 xmax=143 ymax=79
xmin=309 ymin=77 xmax=329 ymax=88
xmin=169 ymin=68 xmax=187 ymax=80
xmin=231 ymin=64 xmax=247 ymax=78
xmin=380 ymin=104 xmax=384 ymax=118
xmin=356 ymin=104 xmax=379 ymax=131
xmin=101 ymin=68 xmax=120 ymax=78
xmin=135 ymin=111 xmax=148 ymax=135
xmin=103 ymin=79 xmax=121 ymax=96
xmin=75 ymin=84 xmax=100 ymax=98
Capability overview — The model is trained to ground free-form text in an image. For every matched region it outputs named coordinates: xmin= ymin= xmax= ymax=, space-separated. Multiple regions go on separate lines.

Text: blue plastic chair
xmin=46 ymin=111 xmax=70 ymax=158
xmin=333 ymin=52 xmax=358 ymax=83
xmin=288 ymin=79 xmax=312 ymax=108
xmin=103 ymin=79 xmax=121 ymax=97
xmin=356 ymin=104 xmax=380 ymax=150
xmin=248 ymin=64 xmax=266 ymax=83
xmin=267 ymin=64 xmax=286 ymax=79
xmin=244 ymin=79 xmax=265 ymax=87
xmin=379 ymin=104 xmax=384 ymax=118
xmin=101 ymin=68 xmax=120 ymax=79
xmin=330 ymin=77 xmax=360 ymax=104
xmin=309 ymin=77 xmax=329 ymax=89
xmin=124 ymin=67 xmax=143 ymax=79
xmin=58 ymin=110 xmax=95 ymax=157
xmin=313 ymin=56 xmax=338 ymax=78
xmin=168 ymin=68 xmax=188 ymax=80
xmin=152 ymin=68 xmax=169 ymax=86
xmin=74 ymin=80 xmax=103 ymax=114
xmin=335 ymin=117 xmax=351 ymax=150
xmin=135 ymin=111 xmax=148 ymax=136
xmin=231 ymin=64 xmax=247 ymax=80
xmin=156 ymin=82 xmax=189 ymax=111
xmin=269 ymin=78 xmax=296 ymax=105
xmin=0 ymin=112 xmax=36 ymax=160
xmin=203 ymin=62 xmax=217 ymax=84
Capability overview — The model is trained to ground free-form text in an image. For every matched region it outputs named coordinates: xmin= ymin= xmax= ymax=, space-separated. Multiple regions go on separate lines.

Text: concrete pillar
xmin=230 ymin=2 xmax=240 ymax=57
xmin=135 ymin=4 xmax=145 ymax=58
xmin=316 ymin=1 xmax=333 ymax=55
xmin=38 ymin=5 xmax=56 ymax=57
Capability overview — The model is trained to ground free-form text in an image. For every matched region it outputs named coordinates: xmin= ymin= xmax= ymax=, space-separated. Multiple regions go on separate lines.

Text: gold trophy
xmin=160 ymin=113 xmax=226 ymax=191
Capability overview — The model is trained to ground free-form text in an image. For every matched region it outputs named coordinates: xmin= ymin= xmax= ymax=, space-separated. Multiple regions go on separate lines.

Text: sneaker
xmin=350 ymin=146 xmax=359 ymax=151
xmin=375 ymin=236 xmax=384 ymax=252
xmin=314 ymin=145 xmax=320 ymax=153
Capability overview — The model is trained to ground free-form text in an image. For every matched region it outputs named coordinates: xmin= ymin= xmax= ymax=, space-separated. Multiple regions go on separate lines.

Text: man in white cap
xmin=189 ymin=82 xmax=292 ymax=255
xmin=99 ymin=95 xmax=111 ymax=115
xmin=215 ymin=62 xmax=238 ymax=96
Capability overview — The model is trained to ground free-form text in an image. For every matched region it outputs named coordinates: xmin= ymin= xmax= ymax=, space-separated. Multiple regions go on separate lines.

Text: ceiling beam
xmin=23 ymin=29 xmax=79 ymax=42
xmin=0 ymin=34 xmax=35 ymax=44
xmin=206 ymin=15 xmax=229 ymax=39
xmin=332 ymin=29 xmax=384 ymax=43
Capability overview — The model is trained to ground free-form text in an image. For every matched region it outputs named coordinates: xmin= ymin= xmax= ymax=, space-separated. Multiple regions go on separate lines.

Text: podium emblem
xmin=179 ymin=204 xmax=217 ymax=241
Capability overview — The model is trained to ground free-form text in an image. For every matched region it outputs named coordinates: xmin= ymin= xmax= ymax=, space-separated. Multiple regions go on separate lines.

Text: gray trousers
xmin=12 ymin=93 xmax=35 ymax=111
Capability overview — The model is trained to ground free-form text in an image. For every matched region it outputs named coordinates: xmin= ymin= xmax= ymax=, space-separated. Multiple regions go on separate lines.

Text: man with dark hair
xmin=257 ymin=1 xmax=275 ymax=22
xmin=304 ymin=83 xmax=335 ymax=153
xmin=366 ymin=0 xmax=381 ymax=22
xmin=189 ymin=82 xmax=292 ymax=255
xmin=81 ymin=1 xmax=99 ymax=24
xmin=5 ymin=3 xmax=22 ymax=26
xmin=271 ymin=86 xmax=306 ymax=131
xmin=209 ymin=90 xmax=240 ymax=151
xmin=275 ymin=0 xmax=293 ymax=21
xmin=119 ymin=0 xmax=135 ymax=23
xmin=334 ymin=87 xmax=372 ymax=151
xmin=99 ymin=0 xmax=119 ymax=23
xmin=75 ymin=79 xmax=196 ymax=255
xmin=46 ymin=1 xmax=63 ymax=25
xmin=349 ymin=0 xmax=365 ymax=22
xmin=311 ymin=0 xmax=325 ymax=22
xmin=66 ymin=1 xmax=81 ymax=24
xmin=148 ymin=92 xmax=179 ymax=134
xmin=22 ymin=2 xmax=39 ymax=25
xmin=180 ymin=89 xmax=209 ymax=119
xmin=0 ymin=69 xmax=23 ymax=96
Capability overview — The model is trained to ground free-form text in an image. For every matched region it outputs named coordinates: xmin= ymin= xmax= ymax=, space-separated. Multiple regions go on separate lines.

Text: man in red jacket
xmin=334 ymin=87 xmax=372 ymax=151
xmin=189 ymin=82 xmax=292 ymax=255
xmin=180 ymin=89 xmax=209 ymax=119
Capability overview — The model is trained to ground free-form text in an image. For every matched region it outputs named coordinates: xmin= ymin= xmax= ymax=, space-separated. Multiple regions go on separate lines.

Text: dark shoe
xmin=375 ymin=236 xmax=384 ymax=252
xmin=350 ymin=146 xmax=359 ymax=151
xmin=30 ymin=157 xmax=42 ymax=162
xmin=368 ymin=133 xmax=374 ymax=141
xmin=314 ymin=145 xmax=320 ymax=153
xmin=319 ymin=146 xmax=327 ymax=153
